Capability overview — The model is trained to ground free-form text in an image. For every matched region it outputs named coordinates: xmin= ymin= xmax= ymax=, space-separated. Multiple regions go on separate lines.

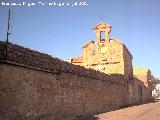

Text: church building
xmin=68 ymin=21 xmax=153 ymax=103
xmin=68 ymin=21 xmax=133 ymax=80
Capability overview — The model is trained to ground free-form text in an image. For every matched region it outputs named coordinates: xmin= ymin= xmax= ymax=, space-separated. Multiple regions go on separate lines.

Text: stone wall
xmin=133 ymin=68 xmax=151 ymax=86
xmin=0 ymin=64 xmax=129 ymax=120
xmin=130 ymin=77 xmax=152 ymax=105
xmin=123 ymin=44 xmax=133 ymax=80
xmin=133 ymin=68 xmax=152 ymax=102
xmin=0 ymin=41 xmax=126 ymax=85
xmin=0 ymin=41 xmax=130 ymax=120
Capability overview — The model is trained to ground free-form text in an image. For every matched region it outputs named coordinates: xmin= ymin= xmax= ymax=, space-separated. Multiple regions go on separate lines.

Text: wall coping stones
xmin=0 ymin=41 xmax=127 ymax=85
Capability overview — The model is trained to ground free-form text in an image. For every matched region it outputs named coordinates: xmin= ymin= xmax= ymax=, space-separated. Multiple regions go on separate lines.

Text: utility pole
xmin=5 ymin=9 xmax=11 ymax=62
xmin=6 ymin=9 xmax=11 ymax=43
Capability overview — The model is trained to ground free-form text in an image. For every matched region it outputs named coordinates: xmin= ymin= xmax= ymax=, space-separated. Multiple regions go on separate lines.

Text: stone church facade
xmin=69 ymin=21 xmax=132 ymax=80
xmin=68 ymin=21 xmax=152 ymax=103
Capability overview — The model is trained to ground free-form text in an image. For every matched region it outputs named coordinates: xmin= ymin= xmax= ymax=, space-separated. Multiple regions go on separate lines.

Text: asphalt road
xmin=81 ymin=101 xmax=160 ymax=120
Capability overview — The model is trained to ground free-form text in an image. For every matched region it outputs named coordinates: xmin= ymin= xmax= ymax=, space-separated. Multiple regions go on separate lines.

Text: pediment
xmin=93 ymin=21 xmax=111 ymax=30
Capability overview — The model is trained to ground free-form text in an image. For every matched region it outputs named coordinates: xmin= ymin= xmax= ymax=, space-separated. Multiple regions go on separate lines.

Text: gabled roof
xmin=82 ymin=40 xmax=94 ymax=48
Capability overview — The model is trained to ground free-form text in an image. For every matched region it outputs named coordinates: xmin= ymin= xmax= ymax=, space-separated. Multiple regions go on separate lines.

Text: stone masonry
xmin=0 ymin=41 xmax=130 ymax=120
xmin=69 ymin=21 xmax=133 ymax=80
xmin=69 ymin=21 xmax=152 ymax=103
xmin=0 ymin=21 xmax=153 ymax=120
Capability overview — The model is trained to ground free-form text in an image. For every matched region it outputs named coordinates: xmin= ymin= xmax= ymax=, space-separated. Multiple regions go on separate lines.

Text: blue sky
xmin=0 ymin=0 xmax=160 ymax=77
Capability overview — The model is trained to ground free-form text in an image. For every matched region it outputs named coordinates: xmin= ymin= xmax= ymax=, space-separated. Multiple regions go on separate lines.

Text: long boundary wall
xmin=0 ymin=42 xmax=151 ymax=120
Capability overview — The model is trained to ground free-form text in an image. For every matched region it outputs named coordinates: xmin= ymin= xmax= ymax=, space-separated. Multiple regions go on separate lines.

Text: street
xmin=80 ymin=101 xmax=160 ymax=120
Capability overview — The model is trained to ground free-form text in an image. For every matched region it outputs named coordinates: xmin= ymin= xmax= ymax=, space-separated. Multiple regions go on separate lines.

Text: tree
xmin=151 ymin=75 xmax=160 ymax=91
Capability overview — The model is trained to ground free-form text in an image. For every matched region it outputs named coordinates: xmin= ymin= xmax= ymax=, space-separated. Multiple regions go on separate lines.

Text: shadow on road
xmin=76 ymin=100 xmax=159 ymax=120
xmin=77 ymin=116 xmax=98 ymax=120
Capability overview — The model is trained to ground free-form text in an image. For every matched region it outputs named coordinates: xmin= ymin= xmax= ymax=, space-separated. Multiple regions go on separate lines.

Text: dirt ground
xmin=80 ymin=101 xmax=160 ymax=120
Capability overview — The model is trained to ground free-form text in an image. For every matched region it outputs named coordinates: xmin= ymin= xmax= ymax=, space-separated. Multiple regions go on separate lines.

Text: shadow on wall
xmin=0 ymin=41 xmax=153 ymax=120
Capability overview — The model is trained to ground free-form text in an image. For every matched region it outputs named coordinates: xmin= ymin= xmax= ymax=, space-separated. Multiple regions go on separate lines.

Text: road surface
xmin=81 ymin=101 xmax=160 ymax=120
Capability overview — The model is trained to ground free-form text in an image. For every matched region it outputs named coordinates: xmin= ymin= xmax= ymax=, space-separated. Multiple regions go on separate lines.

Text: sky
xmin=0 ymin=0 xmax=160 ymax=78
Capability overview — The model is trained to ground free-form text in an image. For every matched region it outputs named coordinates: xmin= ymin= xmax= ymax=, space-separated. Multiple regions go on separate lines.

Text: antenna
xmin=6 ymin=9 xmax=11 ymax=43
xmin=5 ymin=9 xmax=12 ymax=62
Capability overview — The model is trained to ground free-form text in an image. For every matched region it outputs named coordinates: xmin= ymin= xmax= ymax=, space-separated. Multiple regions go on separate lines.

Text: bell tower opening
xmin=93 ymin=21 xmax=111 ymax=45
xmin=100 ymin=31 xmax=105 ymax=42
